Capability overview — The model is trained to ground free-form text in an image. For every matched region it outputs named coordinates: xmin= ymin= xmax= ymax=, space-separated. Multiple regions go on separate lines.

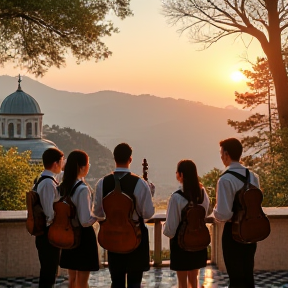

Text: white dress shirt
xmin=163 ymin=186 xmax=210 ymax=239
xmin=212 ymin=162 xmax=260 ymax=222
xmin=70 ymin=180 xmax=97 ymax=227
xmin=36 ymin=170 xmax=60 ymax=226
xmin=92 ymin=168 xmax=155 ymax=221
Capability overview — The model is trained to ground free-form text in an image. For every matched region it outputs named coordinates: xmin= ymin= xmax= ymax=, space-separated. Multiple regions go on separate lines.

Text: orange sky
xmin=1 ymin=0 xmax=265 ymax=108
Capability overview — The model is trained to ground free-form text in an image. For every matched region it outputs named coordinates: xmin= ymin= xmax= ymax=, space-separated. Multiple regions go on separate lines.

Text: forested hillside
xmin=43 ymin=125 xmax=114 ymax=185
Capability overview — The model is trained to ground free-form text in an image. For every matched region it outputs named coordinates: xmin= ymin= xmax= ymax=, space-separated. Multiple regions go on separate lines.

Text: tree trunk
xmin=263 ymin=0 xmax=288 ymax=129
xmin=268 ymin=54 xmax=288 ymax=129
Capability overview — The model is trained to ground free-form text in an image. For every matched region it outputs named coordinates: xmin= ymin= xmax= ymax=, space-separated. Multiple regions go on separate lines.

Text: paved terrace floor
xmin=1 ymin=265 xmax=288 ymax=288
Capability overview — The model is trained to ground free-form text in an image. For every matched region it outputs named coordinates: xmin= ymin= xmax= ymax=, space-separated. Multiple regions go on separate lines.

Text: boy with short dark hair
xmin=113 ymin=142 xmax=133 ymax=164
xmin=93 ymin=143 xmax=155 ymax=288
xmin=219 ymin=138 xmax=243 ymax=162
xmin=35 ymin=147 xmax=64 ymax=288
xmin=213 ymin=138 xmax=259 ymax=287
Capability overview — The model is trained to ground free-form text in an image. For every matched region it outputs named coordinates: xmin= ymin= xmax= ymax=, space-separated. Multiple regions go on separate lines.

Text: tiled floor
xmin=1 ymin=265 xmax=288 ymax=288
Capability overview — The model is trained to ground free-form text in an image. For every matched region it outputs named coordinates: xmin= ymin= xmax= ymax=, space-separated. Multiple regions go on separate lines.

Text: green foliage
xmin=247 ymin=129 xmax=288 ymax=207
xmin=43 ymin=124 xmax=114 ymax=185
xmin=0 ymin=146 xmax=42 ymax=210
xmin=154 ymin=199 xmax=168 ymax=211
xmin=149 ymin=248 xmax=170 ymax=261
xmin=161 ymin=248 xmax=170 ymax=261
xmin=0 ymin=0 xmax=132 ymax=76
xmin=200 ymin=168 xmax=222 ymax=208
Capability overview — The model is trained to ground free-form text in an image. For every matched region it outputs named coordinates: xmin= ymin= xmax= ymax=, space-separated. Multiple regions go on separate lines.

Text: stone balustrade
xmin=212 ymin=207 xmax=288 ymax=272
xmin=1 ymin=208 xmax=288 ymax=277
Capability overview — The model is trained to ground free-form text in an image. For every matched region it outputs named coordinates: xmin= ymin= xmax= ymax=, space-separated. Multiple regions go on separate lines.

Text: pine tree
xmin=228 ymin=58 xmax=288 ymax=206
xmin=228 ymin=58 xmax=279 ymax=155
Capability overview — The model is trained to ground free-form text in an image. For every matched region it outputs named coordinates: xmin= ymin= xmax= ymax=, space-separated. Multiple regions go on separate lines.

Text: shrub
xmin=0 ymin=146 xmax=42 ymax=210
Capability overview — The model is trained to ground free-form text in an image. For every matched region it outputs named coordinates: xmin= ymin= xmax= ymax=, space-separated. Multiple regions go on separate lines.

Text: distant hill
xmin=0 ymin=75 xmax=250 ymax=198
xmin=43 ymin=125 xmax=114 ymax=185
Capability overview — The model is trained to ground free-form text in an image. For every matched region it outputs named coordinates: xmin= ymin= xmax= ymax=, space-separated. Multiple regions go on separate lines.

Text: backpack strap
xmin=113 ymin=174 xmax=142 ymax=220
xmin=33 ymin=175 xmax=58 ymax=191
xmin=174 ymin=190 xmax=189 ymax=201
xmin=113 ymin=175 xmax=122 ymax=194
xmin=61 ymin=181 xmax=84 ymax=200
xmin=222 ymin=169 xmax=250 ymax=189
xmin=61 ymin=181 xmax=84 ymax=219
xmin=70 ymin=181 xmax=84 ymax=197
xmin=173 ymin=189 xmax=204 ymax=205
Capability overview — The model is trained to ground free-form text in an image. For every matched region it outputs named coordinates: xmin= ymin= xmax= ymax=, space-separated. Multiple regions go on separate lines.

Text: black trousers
xmin=109 ymin=269 xmax=143 ymax=288
xmin=35 ymin=227 xmax=60 ymax=288
xmin=222 ymin=222 xmax=257 ymax=288
xmin=108 ymin=224 xmax=149 ymax=288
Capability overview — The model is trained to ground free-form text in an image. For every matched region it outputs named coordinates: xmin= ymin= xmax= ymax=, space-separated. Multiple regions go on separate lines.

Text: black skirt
xmin=170 ymin=233 xmax=207 ymax=271
xmin=60 ymin=226 xmax=99 ymax=271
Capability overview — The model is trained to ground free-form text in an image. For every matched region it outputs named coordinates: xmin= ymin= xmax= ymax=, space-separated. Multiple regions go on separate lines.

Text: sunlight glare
xmin=230 ymin=71 xmax=245 ymax=82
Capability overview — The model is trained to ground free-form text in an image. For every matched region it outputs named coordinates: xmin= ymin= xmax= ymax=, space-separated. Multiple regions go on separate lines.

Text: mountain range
xmin=0 ymin=75 xmax=249 ymax=198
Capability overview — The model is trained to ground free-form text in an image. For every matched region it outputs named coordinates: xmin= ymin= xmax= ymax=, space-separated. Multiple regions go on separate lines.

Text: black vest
xmin=103 ymin=172 xmax=140 ymax=198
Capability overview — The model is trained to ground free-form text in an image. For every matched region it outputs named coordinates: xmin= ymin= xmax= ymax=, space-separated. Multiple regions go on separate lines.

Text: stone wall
xmin=0 ymin=215 xmax=39 ymax=277
xmin=212 ymin=207 xmax=288 ymax=272
xmin=0 ymin=211 xmax=101 ymax=278
xmin=254 ymin=217 xmax=288 ymax=270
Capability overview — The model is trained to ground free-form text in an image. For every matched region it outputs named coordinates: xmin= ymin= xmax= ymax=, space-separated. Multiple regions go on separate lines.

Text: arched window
xmin=1 ymin=122 xmax=4 ymax=135
xmin=17 ymin=123 xmax=21 ymax=135
xmin=8 ymin=123 xmax=14 ymax=138
xmin=26 ymin=123 xmax=32 ymax=138
xmin=35 ymin=122 xmax=38 ymax=137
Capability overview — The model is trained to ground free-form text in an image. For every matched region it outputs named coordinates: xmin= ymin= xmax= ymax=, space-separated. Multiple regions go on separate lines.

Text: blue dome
xmin=0 ymin=87 xmax=42 ymax=115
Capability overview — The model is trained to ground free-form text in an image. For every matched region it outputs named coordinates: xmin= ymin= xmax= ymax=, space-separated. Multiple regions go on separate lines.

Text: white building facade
xmin=0 ymin=77 xmax=56 ymax=160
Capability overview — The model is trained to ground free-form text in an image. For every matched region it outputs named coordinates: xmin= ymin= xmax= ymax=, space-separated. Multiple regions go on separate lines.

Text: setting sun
xmin=230 ymin=71 xmax=245 ymax=82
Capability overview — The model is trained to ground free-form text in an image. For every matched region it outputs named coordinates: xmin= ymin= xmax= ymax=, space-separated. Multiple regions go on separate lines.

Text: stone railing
xmin=146 ymin=208 xmax=288 ymax=271
xmin=212 ymin=207 xmax=288 ymax=272
xmin=0 ymin=211 xmax=38 ymax=278
xmin=146 ymin=213 xmax=166 ymax=266
xmin=1 ymin=208 xmax=288 ymax=277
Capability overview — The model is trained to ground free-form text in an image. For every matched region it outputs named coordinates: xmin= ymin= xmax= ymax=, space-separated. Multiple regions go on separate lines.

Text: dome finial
xmin=17 ymin=74 xmax=22 ymax=91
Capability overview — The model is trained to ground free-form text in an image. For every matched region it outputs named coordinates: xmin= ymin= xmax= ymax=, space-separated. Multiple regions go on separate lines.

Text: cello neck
xmin=142 ymin=158 xmax=148 ymax=181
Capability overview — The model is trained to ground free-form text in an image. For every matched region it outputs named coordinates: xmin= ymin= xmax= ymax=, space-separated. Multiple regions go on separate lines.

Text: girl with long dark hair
xmin=163 ymin=160 xmax=210 ymax=288
xmin=59 ymin=150 xmax=99 ymax=288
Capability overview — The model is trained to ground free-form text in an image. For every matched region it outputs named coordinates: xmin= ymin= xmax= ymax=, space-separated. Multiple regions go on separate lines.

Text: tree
xmin=200 ymin=167 xmax=222 ymax=207
xmin=0 ymin=146 xmax=42 ymax=210
xmin=252 ymin=129 xmax=288 ymax=207
xmin=228 ymin=57 xmax=279 ymax=154
xmin=227 ymin=58 xmax=288 ymax=206
xmin=162 ymin=1 xmax=288 ymax=129
xmin=0 ymin=0 xmax=132 ymax=76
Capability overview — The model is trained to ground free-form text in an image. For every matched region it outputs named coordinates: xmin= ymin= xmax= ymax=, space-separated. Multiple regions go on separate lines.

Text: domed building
xmin=0 ymin=76 xmax=56 ymax=160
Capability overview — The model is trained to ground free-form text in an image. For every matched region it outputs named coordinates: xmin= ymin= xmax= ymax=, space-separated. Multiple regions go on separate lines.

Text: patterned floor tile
xmin=1 ymin=265 xmax=288 ymax=287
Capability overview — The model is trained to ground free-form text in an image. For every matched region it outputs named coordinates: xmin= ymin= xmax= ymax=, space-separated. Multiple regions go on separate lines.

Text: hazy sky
xmin=2 ymin=0 xmax=265 ymax=108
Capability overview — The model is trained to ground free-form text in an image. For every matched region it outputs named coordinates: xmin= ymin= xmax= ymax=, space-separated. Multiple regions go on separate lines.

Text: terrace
xmin=1 ymin=208 xmax=288 ymax=288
